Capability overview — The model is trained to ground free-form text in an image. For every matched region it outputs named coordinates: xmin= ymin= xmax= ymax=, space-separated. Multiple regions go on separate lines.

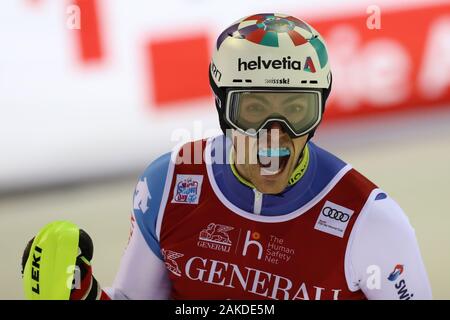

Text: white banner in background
xmin=0 ymin=0 xmax=448 ymax=191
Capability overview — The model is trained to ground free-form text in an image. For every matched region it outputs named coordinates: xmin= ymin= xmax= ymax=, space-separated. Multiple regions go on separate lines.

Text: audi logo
xmin=322 ymin=207 xmax=350 ymax=222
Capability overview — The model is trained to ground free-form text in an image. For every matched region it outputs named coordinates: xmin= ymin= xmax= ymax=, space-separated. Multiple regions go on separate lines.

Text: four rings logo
xmin=314 ymin=201 xmax=354 ymax=238
xmin=321 ymin=207 xmax=350 ymax=222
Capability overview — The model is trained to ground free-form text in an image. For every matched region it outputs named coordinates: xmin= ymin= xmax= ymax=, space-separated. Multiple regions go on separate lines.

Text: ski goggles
xmin=225 ymin=89 xmax=322 ymax=137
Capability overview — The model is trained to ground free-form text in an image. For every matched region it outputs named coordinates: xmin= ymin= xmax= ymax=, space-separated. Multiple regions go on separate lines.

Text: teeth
xmin=257 ymin=147 xmax=290 ymax=175
xmin=261 ymin=167 xmax=282 ymax=175
xmin=258 ymin=156 xmax=280 ymax=166
xmin=258 ymin=155 xmax=284 ymax=175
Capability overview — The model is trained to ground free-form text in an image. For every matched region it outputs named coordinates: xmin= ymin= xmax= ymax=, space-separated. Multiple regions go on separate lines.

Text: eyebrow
xmin=242 ymin=94 xmax=270 ymax=105
xmin=281 ymin=94 xmax=309 ymax=105
xmin=242 ymin=93 xmax=310 ymax=105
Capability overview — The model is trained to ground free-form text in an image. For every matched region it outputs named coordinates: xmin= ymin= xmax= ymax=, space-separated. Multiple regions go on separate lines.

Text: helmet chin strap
xmin=287 ymin=141 xmax=310 ymax=186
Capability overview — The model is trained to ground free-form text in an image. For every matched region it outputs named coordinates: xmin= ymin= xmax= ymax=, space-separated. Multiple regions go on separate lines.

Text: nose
xmin=267 ymin=121 xmax=287 ymax=136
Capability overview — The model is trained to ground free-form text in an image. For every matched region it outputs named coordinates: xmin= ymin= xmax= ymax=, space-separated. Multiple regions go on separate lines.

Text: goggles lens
xmin=227 ymin=90 xmax=321 ymax=136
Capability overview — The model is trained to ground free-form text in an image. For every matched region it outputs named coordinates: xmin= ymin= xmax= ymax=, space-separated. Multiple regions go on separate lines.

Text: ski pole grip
xmin=23 ymin=220 xmax=80 ymax=300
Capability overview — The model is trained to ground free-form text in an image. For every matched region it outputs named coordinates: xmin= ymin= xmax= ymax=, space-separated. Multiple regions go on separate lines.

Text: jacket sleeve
xmin=345 ymin=192 xmax=432 ymax=300
xmin=105 ymin=152 xmax=173 ymax=299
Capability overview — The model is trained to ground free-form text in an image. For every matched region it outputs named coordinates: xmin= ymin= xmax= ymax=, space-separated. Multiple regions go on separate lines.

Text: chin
xmin=251 ymin=163 xmax=293 ymax=194
xmin=257 ymin=185 xmax=287 ymax=195
xmin=255 ymin=177 xmax=289 ymax=194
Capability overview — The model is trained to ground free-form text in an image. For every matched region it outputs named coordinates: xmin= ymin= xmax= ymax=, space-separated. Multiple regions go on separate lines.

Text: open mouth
xmin=257 ymin=147 xmax=291 ymax=175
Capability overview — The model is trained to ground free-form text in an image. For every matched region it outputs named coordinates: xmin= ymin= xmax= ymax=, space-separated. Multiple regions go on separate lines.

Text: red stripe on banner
xmin=26 ymin=0 xmax=42 ymax=6
xmin=73 ymin=0 xmax=104 ymax=63
xmin=147 ymin=34 xmax=211 ymax=106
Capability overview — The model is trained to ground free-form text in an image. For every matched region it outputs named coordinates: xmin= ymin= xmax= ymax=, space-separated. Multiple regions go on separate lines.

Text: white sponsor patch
xmin=172 ymin=174 xmax=203 ymax=204
xmin=314 ymin=201 xmax=354 ymax=238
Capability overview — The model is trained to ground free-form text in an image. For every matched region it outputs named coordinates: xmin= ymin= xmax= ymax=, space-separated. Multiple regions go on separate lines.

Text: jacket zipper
xmin=253 ymin=189 xmax=263 ymax=215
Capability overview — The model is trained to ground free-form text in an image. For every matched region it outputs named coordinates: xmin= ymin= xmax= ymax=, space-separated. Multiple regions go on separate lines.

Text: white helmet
xmin=209 ymin=13 xmax=332 ymax=138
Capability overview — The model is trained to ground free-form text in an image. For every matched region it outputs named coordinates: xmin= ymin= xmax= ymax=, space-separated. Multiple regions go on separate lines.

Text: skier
xmin=22 ymin=13 xmax=432 ymax=300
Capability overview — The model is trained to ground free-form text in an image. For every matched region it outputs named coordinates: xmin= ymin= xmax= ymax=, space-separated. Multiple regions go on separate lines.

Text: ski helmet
xmin=209 ymin=13 xmax=332 ymax=139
